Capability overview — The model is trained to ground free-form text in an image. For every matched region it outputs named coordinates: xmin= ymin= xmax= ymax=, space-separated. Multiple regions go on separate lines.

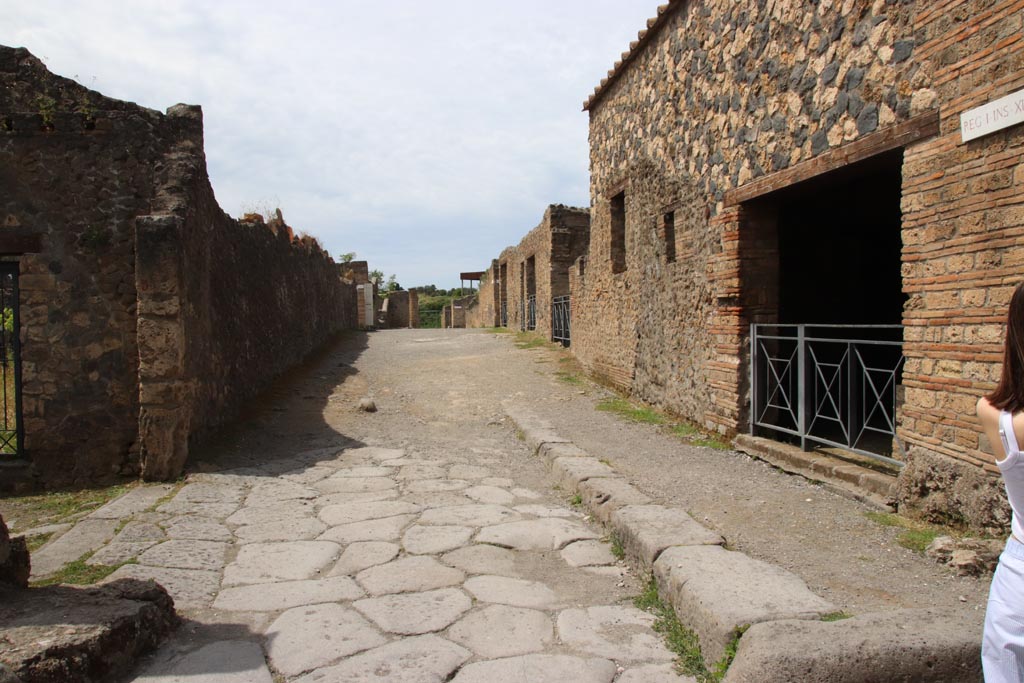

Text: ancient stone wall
xmin=0 ymin=47 xmax=178 ymax=484
xmin=1 ymin=46 xmax=362 ymax=484
xmin=378 ymin=290 xmax=419 ymax=329
xmin=579 ymin=0 xmax=1023 ymax=529
xmin=465 ymin=261 xmax=499 ymax=328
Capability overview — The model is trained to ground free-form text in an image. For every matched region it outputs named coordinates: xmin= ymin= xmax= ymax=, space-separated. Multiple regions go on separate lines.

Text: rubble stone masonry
xmin=0 ymin=47 xmax=360 ymax=485
xmin=578 ymin=0 xmax=1023 ymax=529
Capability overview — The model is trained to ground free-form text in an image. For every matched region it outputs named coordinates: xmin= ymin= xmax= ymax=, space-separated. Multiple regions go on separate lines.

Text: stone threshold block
xmin=653 ymin=545 xmax=835 ymax=665
xmin=578 ymin=478 xmax=652 ymax=525
xmin=0 ymin=578 xmax=178 ymax=683
xmin=723 ymin=608 xmax=983 ymax=683
xmin=550 ymin=457 xmax=619 ymax=494
xmin=610 ymin=505 xmax=723 ymax=570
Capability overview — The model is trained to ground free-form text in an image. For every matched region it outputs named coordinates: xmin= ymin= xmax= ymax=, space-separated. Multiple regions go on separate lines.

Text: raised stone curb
xmin=549 ymin=457 xmax=619 ymax=493
xmin=577 ymin=477 xmax=652 ymax=524
xmin=88 ymin=485 xmax=175 ymax=520
xmin=538 ymin=441 xmax=589 ymax=465
xmin=30 ymin=518 xmax=119 ymax=578
xmin=653 ymin=545 xmax=836 ymax=664
xmin=722 ymin=608 xmax=983 ymax=683
xmin=609 ymin=505 xmax=723 ymax=570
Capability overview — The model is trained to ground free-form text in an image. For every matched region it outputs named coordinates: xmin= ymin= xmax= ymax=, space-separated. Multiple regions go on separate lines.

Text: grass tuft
xmin=633 ymin=577 xmax=741 ymax=681
xmin=514 ymin=332 xmax=547 ymax=349
xmin=609 ymin=533 xmax=626 ymax=560
xmin=30 ymin=552 xmax=132 ymax=587
xmin=0 ymin=483 xmax=133 ymax=533
xmin=821 ymin=611 xmax=854 ymax=622
xmin=555 ymin=371 xmax=585 ymax=387
xmin=569 ymin=494 xmax=583 ymax=508
xmin=691 ymin=437 xmax=731 ymax=451
xmin=862 ymin=511 xmax=949 ymax=553
xmin=597 ymin=397 xmax=665 ymax=425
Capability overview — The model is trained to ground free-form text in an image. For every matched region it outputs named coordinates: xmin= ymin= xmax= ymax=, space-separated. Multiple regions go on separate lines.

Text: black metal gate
xmin=750 ymin=324 xmax=904 ymax=467
xmin=0 ymin=264 xmax=22 ymax=458
xmin=552 ymin=296 xmax=570 ymax=347
xmin=500 ymin=301 xmax=507 ymax=327
xmin=526 ymin=295 xmax=536 ymax=331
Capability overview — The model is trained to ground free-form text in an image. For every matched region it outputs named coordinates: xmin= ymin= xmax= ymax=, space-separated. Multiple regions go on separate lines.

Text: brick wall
xmin=580 ymin=0 xmax=1023 ymax=529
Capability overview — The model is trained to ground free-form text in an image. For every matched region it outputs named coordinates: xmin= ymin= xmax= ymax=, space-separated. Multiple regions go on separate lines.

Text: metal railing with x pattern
xmin=551 ymin=295 xmax=570 ymax=347
xmin=526 ymin=295 xmax=537 ymax=331
xmin=750 ymin=324 xmax=905 ymax=467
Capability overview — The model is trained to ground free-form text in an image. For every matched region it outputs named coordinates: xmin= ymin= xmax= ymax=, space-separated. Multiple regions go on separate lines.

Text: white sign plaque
xmin=960 ymin=87 xmax=1024 ymax=143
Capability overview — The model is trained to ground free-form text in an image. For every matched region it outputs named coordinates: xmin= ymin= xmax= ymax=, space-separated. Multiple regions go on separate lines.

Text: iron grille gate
xmin=526 ymin=295 xmax=536 ymax=331
xmin=0 ymin=264 xmax=22 ymax=458
xmin=500 ymin=301 xmax=508 ymax=327
xmin=552 ymin=296 xmax=570 ymax=347
xmin=750 ymin=324 xmax=904 ymax=467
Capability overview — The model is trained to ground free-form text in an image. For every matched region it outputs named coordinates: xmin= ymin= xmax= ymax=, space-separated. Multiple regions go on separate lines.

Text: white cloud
xmin=4 ymin=0 xmax=658 ymax=287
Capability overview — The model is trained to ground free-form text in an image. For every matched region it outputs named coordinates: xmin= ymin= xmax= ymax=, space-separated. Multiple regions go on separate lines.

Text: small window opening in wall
xmin=663 ymin=211 xmax=676 ymax=263
xmin=610 ymin=191 xmax=626 ymax=274
xmin=578 ymin=256 xmax=586 ymax=280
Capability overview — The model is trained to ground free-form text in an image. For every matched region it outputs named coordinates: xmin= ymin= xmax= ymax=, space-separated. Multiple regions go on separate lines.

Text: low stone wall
xmin=379 ymin=290 xmax=419 ymax=329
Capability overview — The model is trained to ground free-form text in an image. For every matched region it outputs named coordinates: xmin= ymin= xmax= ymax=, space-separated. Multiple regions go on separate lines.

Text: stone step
xmin=723 ymin=608 xmax=984 ymax=683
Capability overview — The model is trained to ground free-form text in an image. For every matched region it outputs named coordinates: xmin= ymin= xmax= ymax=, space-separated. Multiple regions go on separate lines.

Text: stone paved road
xmin=103 ymin=329 xmax=691 ymax=682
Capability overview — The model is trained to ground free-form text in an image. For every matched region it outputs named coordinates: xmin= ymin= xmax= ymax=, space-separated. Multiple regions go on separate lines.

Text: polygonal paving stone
xmin=315 ymin=476 xmax=397 ymax=494
xmin=138 ymin=540 xmax=228 ymax=571
xmin=463 ymin=575 xmax=559 ymax=609
xmin=557 ymin=606 xmax=674 ymax=664
xmin=418 ymin=504 xmax=520 ymax=527
xmin=163 ymin=516 xmax=233 ymax=542
xmin=354 ymin=588 xmax=472 ymax=635
xmin=131 ymin=640 xmax=273 ymax=683
xmin=356 ymin=556 xmax=465 ymax=596
xmin=448 ymin=464 xmax=491 ymax=480
xmin=114 ymin=521 xmax=167 ymax=542
xmin=480 ymin=477 xmax=514 ymax=488
xmin=402 ymin=525 xmax=474 ymax=554
xmin=319 ymin=501 xmax=421 ymax=526
xmin=319 ymin=515 xmax=417 ymax=544
xmin=265 ymin=604 xmax=387 ymax=677
xmin=404 ymin=479 xmax=470 ymax=493
xmin=464 ymin=485 xmax=517 ymax=506
xmin=104 ymin=564 xmax=220 ymax=609
xmin=87 ymin=540 xmax=158 ymax=566
xmin=379 ymin=457 xmax=435 ymax=467
xmin=513 ymin=504 xmax=582 ymax=519
xmin=235 ymin=517 xmax=327 ymax=543
xmin=87 ymin=484 xmax=175 ymax=519
xmin=329 ymin=541 xmax=401 ymax=576
xmin=329 ymin=466 xmax=395 ymax=478
xmin=315 ymin=490 xmax=398 ymax=507
xmin=441 ymin=544 xmax=520 ymax=577
xmin=396 ymin=464 xmax=448 ymax=480
xmin=344 ymin=446 xmax=406 ymax=462
xmin=404 ymin=493 xmax=476 ymax=509
xmin=561 ymin=540 xmax=616 ymax=567
xmin=244 ymin=480 xmax=319 ymax=506
xmin=280 ymin=465 xmax=337 ymax=484
xmin=156 ymin=500 xmax=238 ymax=518
xmin=292 ymin=634 xmax=470 ymax=683
xmin=226 ymin=500 xmax=315 ymax=526
xmin=448 ymin=605 xmax=553 ymax=658
xmin=450 ymin=654 xmax=617 ymax=683
xmin=477 ymin=518 xmax=599 ymax=550
xmin=173 ymin=482 xmax=246 ymax=504
xmin=214 ymin=575 xmax=364 ymax=611
xmin=584 ymin=566 xmax=629 ymax=579
xmin=511 ymin=488 xmax=543 ymax=500
xmin=222 ymin=541 xmax=340 ymax=586
xmin=618 ymin=663 xmax=695 ymax=683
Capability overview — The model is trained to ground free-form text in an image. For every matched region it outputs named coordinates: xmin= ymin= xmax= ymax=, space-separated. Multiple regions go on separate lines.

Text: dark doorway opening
xmin=745 ymin=149 xmax=906 ymax=464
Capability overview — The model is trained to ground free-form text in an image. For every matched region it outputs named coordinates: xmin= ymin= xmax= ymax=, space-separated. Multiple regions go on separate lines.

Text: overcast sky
xmin=4 ymin=1 xmax=658 ymax=289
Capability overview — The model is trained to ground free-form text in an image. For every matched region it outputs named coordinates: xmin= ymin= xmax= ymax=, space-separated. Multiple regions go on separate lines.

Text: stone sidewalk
xmin=55 ymin=443 xmax=690 ymax=682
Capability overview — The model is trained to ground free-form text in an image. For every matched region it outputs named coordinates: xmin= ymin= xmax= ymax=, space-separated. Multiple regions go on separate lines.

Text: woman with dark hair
xmin=978 ymin=281 xmax=1024 ymax=680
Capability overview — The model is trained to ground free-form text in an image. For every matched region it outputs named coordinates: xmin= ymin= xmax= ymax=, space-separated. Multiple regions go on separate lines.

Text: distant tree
xmin=385 ymin=275 xmax=402 ymax=293
xmin=369 ymin=269 xmax=384 ymax=287
xmin=339 ymin=252 xmax=357 ymax=263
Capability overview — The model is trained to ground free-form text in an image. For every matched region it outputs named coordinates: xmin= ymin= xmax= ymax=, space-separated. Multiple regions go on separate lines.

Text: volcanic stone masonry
xmin=0 ymin=46 xmax=363 ymax=487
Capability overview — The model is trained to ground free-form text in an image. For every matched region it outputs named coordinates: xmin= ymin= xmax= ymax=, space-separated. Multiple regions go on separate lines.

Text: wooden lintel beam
xmin=724 ymin=110 xmax=941 ymax=207
xmin=0 ymin=231 xmax=42 ymax=255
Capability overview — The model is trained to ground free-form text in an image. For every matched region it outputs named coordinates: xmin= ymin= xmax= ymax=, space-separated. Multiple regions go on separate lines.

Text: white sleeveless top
xmin=997 ymin=410 xmax=1024 ymax=541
